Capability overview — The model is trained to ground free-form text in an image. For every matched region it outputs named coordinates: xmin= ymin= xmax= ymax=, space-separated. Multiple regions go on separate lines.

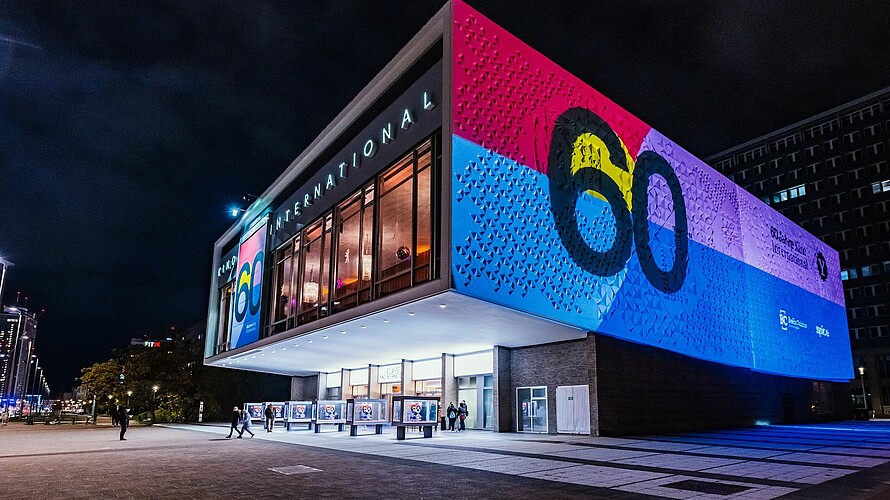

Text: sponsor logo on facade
xmin=779 ymin=308 xmax=808 ymax=331
xmin=770 ymin=226 xmax=808 ymax=270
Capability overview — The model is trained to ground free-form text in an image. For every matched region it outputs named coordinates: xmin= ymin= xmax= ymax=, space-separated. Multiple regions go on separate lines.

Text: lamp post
xmin=107 ymin=394 xmax=113 ymax=415
xmin=858 ymin=367 xmax=867 ymax=410
xmin=126 ymin=391 xmax=132 ymax=408
xmin=151 ymin=385 xmax=159 ymax=422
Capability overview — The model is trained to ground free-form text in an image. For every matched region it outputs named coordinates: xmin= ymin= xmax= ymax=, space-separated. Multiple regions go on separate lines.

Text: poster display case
xmin=391 ymin=396 xmax=439 ymax=439
xmin=313 ymin=400 xmax=347 ymax=432
xmin=346 ymin=398 xmax=388 ymax=436
xmin=244 ymin=403 xmax=264 ymax=421
xmin=286 ymin=401 xmax=314 ymax=431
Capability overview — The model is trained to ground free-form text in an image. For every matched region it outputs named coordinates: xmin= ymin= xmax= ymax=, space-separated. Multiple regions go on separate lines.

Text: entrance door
xmin=556 ymin=385 xmax=590 ymax=434
xmin=517 ymin=387 xmax=548 ymax=433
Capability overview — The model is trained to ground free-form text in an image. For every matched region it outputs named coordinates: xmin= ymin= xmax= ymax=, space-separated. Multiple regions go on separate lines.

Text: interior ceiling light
xmin=439 ymin=304 xmax=447 ymax=308
xmin=383 ymin=319 xmax=390 ymax=323
xmin=361 ymin=325 xmax=367 ymax=329
xmin=323 ymin=335 xmax=329 ymax=339
xmin=308 ymin=340 xmax=313 ymax=343
xmin=340 ymin=331 xmax=346 ymax=334
xmin=408 ymin=312 xmax=415 ymax=316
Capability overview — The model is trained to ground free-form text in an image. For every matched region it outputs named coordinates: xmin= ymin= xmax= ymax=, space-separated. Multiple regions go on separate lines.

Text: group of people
xmin=226 ymin=406 xmax=256 ymax=438
xmin=445 ymin=400 xmax=469 ymax=432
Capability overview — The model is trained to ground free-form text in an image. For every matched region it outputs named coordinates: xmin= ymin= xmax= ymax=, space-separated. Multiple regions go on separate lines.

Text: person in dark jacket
xmin=264 ymin=404 xmax=275 ymax=432
xmin=458 ymin=400 xmax=469 ymax=432
xmin=118 ymin=406 xmax=130 ymax=441
xmin=446 ymin=402 xmax=458 ymax=432
xmin=226 ymin=406 xmax=242 ymax=438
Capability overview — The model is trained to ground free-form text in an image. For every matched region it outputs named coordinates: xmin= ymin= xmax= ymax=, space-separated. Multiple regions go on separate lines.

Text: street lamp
xmin=107 ymin=394 xmax=113 ymax=415
xmin=126 ymin=391 xmax=132 ymax=408
xmin=859 ymin=367 xmax=867 ymax=410
xmin=151 ymin=385 xmax=159 ymax=422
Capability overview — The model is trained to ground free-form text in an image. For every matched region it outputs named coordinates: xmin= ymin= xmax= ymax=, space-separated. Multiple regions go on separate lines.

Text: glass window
xmin=299 ymin=221 xmax=325 ymax=323
xmin=216 ymin=283 xmax=234 ymax=353
xmin=377 ymin=156 xmax=416 ymax=298
xmin=333 ymin=193 xmax=362 ymax=313
xmin=273 ymin=244 xmax=294 ymax=324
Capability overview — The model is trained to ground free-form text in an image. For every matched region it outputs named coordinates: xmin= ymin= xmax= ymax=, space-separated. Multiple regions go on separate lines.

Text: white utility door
xmin=556 ymin=385 xmax=590 ymax=434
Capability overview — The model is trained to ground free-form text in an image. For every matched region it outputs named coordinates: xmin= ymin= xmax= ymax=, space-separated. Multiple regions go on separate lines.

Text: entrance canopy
xmin=207 ymin=291 xmax=586 ymax=375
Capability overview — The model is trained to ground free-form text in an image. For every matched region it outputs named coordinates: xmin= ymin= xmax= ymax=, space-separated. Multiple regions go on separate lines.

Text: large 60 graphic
xmin=234 ymin=251 xmax=264 ymax=324
xmin=548 ymin=108 xmax=689 ymax=293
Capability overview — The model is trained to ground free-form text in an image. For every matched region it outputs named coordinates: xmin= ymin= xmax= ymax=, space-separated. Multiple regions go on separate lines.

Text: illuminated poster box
xmin=314 ymin=400 xmax=347 ymax=423
xmin=243 ymin=403 xmax=263 ymax=421
xmin=346 ymin=399 xmax=389 ymax=425
xmin=287 ymin=401 xmax=313 ymax=422
xmin=392 ymin=396 xmax=438 ymax=425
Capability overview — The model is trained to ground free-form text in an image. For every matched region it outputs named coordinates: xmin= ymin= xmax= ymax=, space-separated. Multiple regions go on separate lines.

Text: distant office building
xmin=204 ymin=1 xmax=853 ymax=435
xmin=0 ymin=306 xmax=38 ymax=410
xmin=707 ymin=87 xmax=890 ymax=415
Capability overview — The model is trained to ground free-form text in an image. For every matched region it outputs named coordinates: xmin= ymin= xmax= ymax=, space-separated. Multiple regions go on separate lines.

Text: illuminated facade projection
xmin=205 ymin=1 xmax=853 ymax=435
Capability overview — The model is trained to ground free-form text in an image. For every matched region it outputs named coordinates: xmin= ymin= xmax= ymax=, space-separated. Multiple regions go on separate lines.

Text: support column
xmin=442 ymin=353 xmax=457 ymax=409
xmin=368 ymin=365 xmax=381 ymax=398
xmin=493 ymin=345 xmax=512 ymax=432
xmin=401 ymin=360 xmax=415 ymax=396
xmin=341 ymin=369 xmax=354 ymax=399
xmin=316 ymin=372 xmax=328 ymax=400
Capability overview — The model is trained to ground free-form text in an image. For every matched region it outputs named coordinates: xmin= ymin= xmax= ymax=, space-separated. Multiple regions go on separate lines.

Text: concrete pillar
xmin=401 ymin=360 xmax=415 ymax=396
xmin=368 ymin=365 xmax=381 ymax=398
xmin=442 ymin=353 xmax=457 ymax=409
xmin=316 ymin=372 xmax=328 ymax=400
xmin=341 ymin=369 xmax=354 ymax=399
xmin=493 ymin=345 xmax=512 ymax=432
xmin=291 ymin=375 xmax=319 ymax=401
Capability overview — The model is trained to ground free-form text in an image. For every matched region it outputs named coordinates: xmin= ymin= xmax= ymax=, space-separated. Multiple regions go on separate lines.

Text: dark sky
xmin=1 ymin=1 xmax=888 ymax=393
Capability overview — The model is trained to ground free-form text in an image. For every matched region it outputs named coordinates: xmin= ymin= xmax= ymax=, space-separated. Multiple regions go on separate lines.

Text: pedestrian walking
xmin=118 ymin=406 xmax=130 ymax=440
xmin=1 ymin=407 xmax=9 ymax=426
xmin=446 ymin=402 xmax=458 ymax=431
xmin=264 ymin=404 xmax=275 ymax=432
xmin=458 ymin=400 xmax=469 ymax=432
xmin=239 ymin=408 xmax=254 ymax=438
xmin=226 ymin=406 xmax=242 ymax=438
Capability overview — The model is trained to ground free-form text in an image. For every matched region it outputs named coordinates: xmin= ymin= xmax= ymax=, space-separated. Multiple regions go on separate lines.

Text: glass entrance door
xmin=516 ymin=386 xmax=548 ymax=433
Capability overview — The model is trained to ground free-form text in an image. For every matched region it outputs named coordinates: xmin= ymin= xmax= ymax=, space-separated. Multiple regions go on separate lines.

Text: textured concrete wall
xmin=594 ymin=334 xmax=853 ymax=436
xmin=290 ymin=375 xmax=319 ymax=401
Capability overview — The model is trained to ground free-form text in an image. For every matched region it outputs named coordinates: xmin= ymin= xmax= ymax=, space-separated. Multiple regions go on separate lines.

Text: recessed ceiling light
xmin=251 ymin=355 xmax=256 ymax=359
xmin=282 ymin=347 xmax=287 ymax=351
xmin=271 ymin=351 xmax=276 ymax=353
xmin=439 ymin=304 xmax=447 ymax=308
xmin=340 ymin=331 xmax=346 ymax=335
xmin=308 ymin=340 xmax=313 ymax=343
xmin=294 ymin=344 xmax=299 ymax=347
xmin=408 ymin=312 xmax=415 ymax=316
xmin=361 ymin=325 xmax=367 ymax=329
xmin=323 ymin=335 xmax=329 ymax=339
xmin=383 ymin=319 xmax=389 ymax=323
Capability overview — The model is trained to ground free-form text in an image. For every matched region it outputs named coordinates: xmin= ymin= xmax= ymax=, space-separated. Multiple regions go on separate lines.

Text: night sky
xmin=1 ymin=1 xmax=888 ymax=393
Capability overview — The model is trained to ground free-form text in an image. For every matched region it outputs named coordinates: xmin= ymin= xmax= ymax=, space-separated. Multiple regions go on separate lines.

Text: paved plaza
xmin=2 ymin=420 xmax=890 ymax=499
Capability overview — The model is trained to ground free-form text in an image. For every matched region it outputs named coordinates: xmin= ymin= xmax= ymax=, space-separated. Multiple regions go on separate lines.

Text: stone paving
xmin=2 ymin=420 xmax=890 ymax=499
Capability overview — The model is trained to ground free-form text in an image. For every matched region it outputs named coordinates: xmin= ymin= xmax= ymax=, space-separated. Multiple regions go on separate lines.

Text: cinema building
xmin=204 ymin=1 xmax=853 ymax=435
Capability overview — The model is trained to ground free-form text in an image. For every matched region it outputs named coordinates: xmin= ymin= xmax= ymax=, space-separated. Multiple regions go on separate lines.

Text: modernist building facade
xmin=707 ymin=87 xmax=890 ymax=415
xmin=205 ymin=1 xmax=854 ymax=435
xmin=0 ymin=306 xmax=38 ymax=412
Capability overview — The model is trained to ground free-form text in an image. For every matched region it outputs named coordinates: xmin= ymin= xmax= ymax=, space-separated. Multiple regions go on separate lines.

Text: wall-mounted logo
xmin=779 ymin=308 xmax=807 ymax=331
xmin=547 ymin=107 xmax=689 ymax=293
xmin=816 ymin=252 xmax=828 ymax=281
xmin=217 ymin=255 xmax=237 ymax=279
xmin=816 ymin=325 xmax=830 ymax=338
